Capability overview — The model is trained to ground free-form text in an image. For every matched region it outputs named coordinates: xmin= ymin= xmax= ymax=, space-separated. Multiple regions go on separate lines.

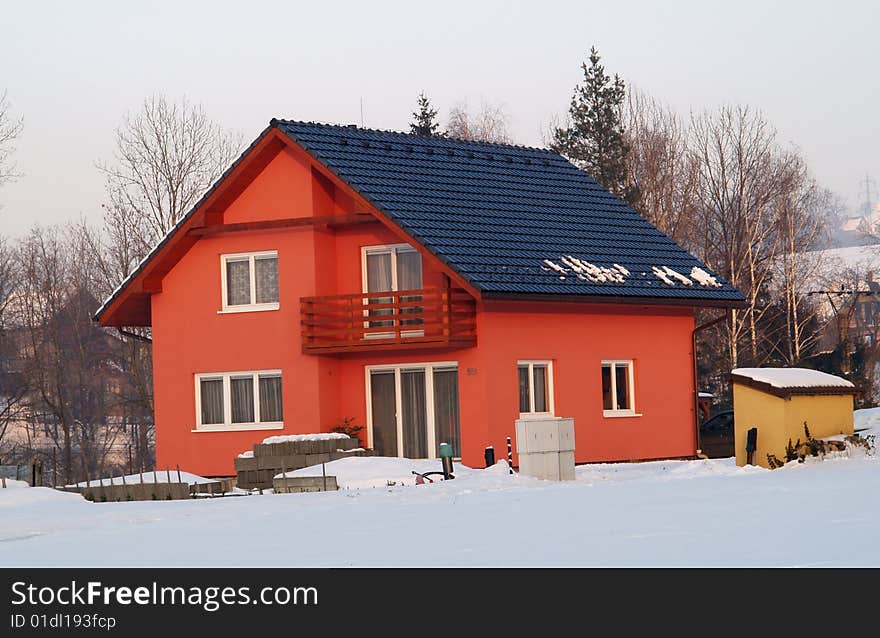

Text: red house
xmin=95 ymin=120 xmax=744 ymax=477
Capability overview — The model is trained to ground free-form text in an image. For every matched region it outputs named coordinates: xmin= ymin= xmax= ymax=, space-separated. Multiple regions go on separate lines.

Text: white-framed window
xmin=518 ymin=360 xmax=554 ymax=417
xmin=601 ymin=360 xmax=638 ymax=417
xmin=361 ymin=244 xmax=424 ymax=335
xmin=219 ymin=251 xmax=279 ymax=313
xmin=361 ymin=244 xmax=423 ymax=295
xmin=194 ymin=370 xmax=283 ymax=431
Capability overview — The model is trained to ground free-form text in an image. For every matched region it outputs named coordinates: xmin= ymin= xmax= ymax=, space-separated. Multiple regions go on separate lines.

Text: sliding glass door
xmin=369 ymin=371 xmax=398 ymax=456
xmin=367 ymin=363 xmax=460 ymax=459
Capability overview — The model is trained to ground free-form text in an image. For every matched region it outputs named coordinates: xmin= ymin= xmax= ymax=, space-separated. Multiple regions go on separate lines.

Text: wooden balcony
xmin=301 ymin=287 xmax=476 ymax=354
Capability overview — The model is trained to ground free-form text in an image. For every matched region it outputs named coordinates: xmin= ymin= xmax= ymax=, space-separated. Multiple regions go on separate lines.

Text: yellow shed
xmin=730 ymin=368 xmax=856 ymax=469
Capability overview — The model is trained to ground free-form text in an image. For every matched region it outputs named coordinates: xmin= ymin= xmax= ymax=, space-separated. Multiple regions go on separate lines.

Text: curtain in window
xmin=366 ymin=252 xmax=393 ymax=292
xmin=533 ymin=365 xmax=548 ymax=412
xmin=370 ymin=371 xmax=397 ymax=456
xmin=601 ymin=365 xmax=613 ymax=410
xmin=366 ymin=252 xmax=394 ymax=327
xmin=226 ymin=259 xmax=251 ymax=306
xmin=259 ymin=375 xmax=283 ymax=422
xmin=397 ymin=250 xmax=423 ymax=327
xmin=200 ymin=378 xmax=224 ymax=425
xmin=254 ymin=257 xmax=279 ymax=304
xmin=615 ymin=365 xmax=629 ymax=410
xmin=401 ymin=370 xmax=427 ymax=458
xmin=397 ymin=250 xmax=422 ymax=290
xmin=433 ymin=368 xmax=460 ymax=457
xmin=230 ymin=376 xmax=255 ymax=423
xmin=518 ymin=366 xmax=530 ymax=413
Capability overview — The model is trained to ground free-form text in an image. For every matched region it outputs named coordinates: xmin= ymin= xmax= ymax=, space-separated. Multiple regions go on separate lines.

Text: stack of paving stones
xmin=234 ymin=436 xmax=370 ymax=490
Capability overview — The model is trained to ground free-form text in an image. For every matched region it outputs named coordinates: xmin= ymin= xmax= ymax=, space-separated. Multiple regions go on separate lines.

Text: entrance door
xmin=367 ymin=364 xmax=460 ymax=458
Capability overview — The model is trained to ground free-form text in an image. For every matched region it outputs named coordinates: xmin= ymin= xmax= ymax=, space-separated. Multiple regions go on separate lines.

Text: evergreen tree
xmin=410 ymin=92 xmax=440 ymax=136
xmin=551 ymin=47 xmax=637 ymax=205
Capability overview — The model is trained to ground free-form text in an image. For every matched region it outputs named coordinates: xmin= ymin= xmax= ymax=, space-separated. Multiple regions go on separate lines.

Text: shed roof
xmin=730 ymin=367 xmax=856 ymax=398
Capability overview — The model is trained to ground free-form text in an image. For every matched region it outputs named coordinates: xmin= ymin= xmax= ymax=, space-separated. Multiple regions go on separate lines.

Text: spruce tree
xmin=410 ymin=92 xmax=440 ymax=136
xmin=551 ymin=47 xmax=637 ymax=205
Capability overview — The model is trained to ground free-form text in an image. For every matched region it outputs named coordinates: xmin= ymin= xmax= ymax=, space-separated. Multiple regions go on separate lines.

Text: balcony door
xmin=367 ymin=363 xmax=461 ymax=459
xmin=362 ymin=245 xmax=423 ymax=336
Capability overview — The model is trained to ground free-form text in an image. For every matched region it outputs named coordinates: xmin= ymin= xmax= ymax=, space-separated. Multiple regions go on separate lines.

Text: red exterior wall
xmin=476 ymin=301 xmax=696 ymax=464
xmin=151 ymin=145 xmax=698 ymax=477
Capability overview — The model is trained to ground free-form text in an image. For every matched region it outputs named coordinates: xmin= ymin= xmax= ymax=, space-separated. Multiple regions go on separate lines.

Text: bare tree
xmin=623 ymin=89 xmax=700 ymax=248
xmin=0 ymin=91 xmax=23 ymax=187
xmin=446 ymin=100 xmax=511 ymax=143
xmin=15 ymin=223 xmax=131 ymax=483
xmin=98 ymin=94 xmax=243 ymax=280
xmin=690 ymin=106 xmax=793 ymax=367
xmin=0 ymin=237 xmax=28 ymax=460
xmin=773 ymin=159 xmax=828 ymax=364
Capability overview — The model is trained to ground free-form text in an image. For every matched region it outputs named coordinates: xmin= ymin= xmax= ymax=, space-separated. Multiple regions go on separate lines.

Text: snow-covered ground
xmin=1 ymin=417 xmax=877 ymax=567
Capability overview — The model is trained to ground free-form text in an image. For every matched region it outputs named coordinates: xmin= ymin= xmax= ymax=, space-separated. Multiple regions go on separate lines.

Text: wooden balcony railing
xmin=301 ymin=287 xmax=476 ymax=354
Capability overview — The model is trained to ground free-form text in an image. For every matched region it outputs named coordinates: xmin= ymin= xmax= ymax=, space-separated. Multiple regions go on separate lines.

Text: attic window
xmin=220 ymin=251 xmax=279 ymax=313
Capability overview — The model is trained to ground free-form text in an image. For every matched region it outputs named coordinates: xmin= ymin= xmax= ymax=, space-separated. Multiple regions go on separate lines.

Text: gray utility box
xmin=515 ymin=417 xmax=576 ymax=481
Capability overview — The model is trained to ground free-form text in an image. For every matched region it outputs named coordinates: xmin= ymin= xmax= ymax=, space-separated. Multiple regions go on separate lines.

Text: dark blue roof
xmin=276 ymin=120 xmax=743 ymax=304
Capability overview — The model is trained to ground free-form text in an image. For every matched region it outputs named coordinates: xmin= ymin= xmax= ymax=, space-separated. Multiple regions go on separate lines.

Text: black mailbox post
xmin=746 ymin=427 xmax=758 ymax=465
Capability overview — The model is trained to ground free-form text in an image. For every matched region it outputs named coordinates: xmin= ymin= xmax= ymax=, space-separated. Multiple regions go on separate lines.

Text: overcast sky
xmin=0 ymin=0 xmax=877 ymax=237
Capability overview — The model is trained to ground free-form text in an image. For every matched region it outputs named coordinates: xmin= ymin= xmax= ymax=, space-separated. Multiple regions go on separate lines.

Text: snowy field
xmin=1 ymin=416 xmax=877 ymax=567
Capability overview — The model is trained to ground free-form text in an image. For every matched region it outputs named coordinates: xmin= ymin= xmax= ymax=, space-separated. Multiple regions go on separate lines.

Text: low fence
xmin=60 ymin=470 xmax=237 ymax=501
xmin=75 ymin=483 xmax=191 ymax=502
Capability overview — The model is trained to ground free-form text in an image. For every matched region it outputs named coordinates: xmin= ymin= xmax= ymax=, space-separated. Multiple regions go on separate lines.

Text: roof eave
xmin=480 ymin=291 xmax=747 ymax=309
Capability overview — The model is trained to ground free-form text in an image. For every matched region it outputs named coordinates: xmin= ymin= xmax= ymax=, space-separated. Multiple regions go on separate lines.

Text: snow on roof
xmin=690 ymin=266 xmax=722 ymax=287
xmin=796 ymin=243 xmax=880 ymax=292
xmin=731 ymin=367 xmax=854 ymax=390
xmin=542 ymin=257 xmax=627 ymax=284
xmin=540 ymin=258 xmax=723 ymax=289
